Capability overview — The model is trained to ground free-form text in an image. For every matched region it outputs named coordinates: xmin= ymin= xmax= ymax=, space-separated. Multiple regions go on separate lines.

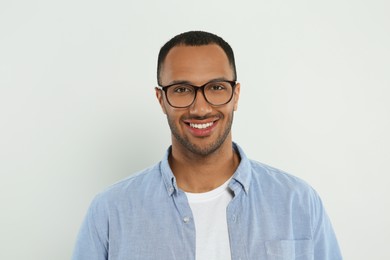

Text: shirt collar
xmin=230 ymin=142 xmax=252 ymax=194
xmin=160 ymin=142 xmax=252 ymax=196
xmin=160 ymin=146 xmax=177 ymax=196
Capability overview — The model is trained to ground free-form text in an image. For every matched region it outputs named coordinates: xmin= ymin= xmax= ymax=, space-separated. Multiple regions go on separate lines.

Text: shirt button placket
xmin=183 ymin=216 xmax=190 ymax=224
xmin=230 ymin=214 xmax=245 ymax=260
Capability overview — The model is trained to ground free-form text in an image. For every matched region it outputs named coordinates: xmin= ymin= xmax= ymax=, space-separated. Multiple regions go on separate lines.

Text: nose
xmin=189 ymin=88 xmax=212 ymax=115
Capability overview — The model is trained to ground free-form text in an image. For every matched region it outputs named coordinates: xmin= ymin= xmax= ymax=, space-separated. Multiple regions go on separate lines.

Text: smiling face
xmin=156 ymin=44 xmax=240 ymax=156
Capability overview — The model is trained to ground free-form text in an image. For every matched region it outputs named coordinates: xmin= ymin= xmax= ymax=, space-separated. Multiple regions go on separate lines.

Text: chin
xmin=178 ymin=135 xmax=229 ymax=156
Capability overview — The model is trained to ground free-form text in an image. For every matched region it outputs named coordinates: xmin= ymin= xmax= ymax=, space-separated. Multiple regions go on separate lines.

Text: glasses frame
xmin=156 ymin=80 xmax=237 ymax=108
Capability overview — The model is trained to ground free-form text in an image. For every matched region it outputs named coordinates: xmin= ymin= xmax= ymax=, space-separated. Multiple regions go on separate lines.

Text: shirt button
xmin=169 ymin=187 xmax=174 ymax=193
xmin=232 ymin=215 xmax=236 ymax=222
xmin=183 ymin=216 xmax=190 ymax=223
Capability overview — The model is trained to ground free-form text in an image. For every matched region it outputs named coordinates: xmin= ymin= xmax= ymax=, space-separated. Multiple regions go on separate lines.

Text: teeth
xmin=190 ymin=122 xmax=213 ymax=129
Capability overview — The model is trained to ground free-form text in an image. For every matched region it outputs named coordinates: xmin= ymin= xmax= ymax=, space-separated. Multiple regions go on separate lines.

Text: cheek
xmin=166 ymin=109 xmax=184 ymax=124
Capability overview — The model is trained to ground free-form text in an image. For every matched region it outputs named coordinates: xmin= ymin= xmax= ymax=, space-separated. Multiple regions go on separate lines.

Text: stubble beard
xmin=167 ymin=111 xmax=234 ymax=157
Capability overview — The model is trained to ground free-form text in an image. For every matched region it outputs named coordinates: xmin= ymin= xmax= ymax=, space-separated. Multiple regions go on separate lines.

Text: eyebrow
xmin=165 ymin=77 xmax=232 ymax=86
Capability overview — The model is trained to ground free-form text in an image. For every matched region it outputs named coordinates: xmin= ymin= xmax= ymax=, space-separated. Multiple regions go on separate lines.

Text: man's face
xmin=156 ymin=44 xmax=240 ymax=156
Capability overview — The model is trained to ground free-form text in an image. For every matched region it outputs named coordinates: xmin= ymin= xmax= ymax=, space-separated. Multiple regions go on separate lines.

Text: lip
xmin=183 ymin=118 xmax=219 ymax=137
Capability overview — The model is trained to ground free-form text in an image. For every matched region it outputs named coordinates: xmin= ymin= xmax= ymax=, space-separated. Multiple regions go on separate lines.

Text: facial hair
xmin=166 ymin=110 xmax=234 ymax=157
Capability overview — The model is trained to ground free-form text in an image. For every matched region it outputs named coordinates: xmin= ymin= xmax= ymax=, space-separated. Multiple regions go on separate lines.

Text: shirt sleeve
xmin=310 ymin=189 xmax=343 ymax=260
xmin=72 ymin=195 xmax=109 ymax=260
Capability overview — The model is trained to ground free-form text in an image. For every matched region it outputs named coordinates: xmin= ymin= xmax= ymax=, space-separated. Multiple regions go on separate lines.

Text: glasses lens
xmin=166 ymin=84 xmax=195 ymax=107
xmin=166 ymin=81 xmax=234 ymax=108
xmin=204 ymin=81 xmax=234 ymax=105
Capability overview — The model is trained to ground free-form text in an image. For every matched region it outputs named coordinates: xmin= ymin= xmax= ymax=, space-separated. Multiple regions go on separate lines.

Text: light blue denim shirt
xmin=73 ymin=143 xmax=342 ymax=260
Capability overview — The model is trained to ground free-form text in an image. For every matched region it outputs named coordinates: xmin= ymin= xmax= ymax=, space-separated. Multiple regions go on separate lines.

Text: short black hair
xmin=157 ymin=31 xmax=237 ymax=85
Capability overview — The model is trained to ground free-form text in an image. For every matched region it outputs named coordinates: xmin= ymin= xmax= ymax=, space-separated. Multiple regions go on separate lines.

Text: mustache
xmin=181 ymin=114 xmax=222 ymax=121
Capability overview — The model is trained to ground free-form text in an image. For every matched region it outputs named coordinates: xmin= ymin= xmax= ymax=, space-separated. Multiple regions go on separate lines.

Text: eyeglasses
xmin=156 ymin=80 xmax=237 ymax=108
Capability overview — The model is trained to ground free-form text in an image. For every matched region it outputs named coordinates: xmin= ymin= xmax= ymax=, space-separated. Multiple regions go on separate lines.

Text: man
xmin=73 ymin=31 xmax=342 ymax=260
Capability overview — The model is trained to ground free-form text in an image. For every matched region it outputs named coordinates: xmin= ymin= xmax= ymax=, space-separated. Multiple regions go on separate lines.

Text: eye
xmin=172 ymin=85 xmax=193 ymax=94
xmin=209 ymin=83 xmax=227 ymax=91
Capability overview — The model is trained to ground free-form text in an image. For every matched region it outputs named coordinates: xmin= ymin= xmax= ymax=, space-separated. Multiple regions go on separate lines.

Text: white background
xmin=1 ymin=0 xmax=389 ymax=259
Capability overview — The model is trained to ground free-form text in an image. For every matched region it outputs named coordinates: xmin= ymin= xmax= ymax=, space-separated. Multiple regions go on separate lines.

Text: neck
xmin=169 ymin=139 xmax=240 ymax=193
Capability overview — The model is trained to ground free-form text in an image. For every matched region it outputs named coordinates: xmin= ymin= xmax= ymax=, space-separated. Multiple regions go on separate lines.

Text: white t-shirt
xmin=186 ymin=178 xmax=233 ymax=260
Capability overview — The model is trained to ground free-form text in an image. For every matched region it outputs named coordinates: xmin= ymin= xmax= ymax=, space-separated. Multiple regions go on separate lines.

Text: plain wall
xmin=1 ymin=0 xmax=389 ymax=259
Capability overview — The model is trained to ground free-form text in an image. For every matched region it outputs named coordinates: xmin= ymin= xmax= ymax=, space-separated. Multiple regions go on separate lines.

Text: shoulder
xmin=248 ymin=159 xmax=318 ymax=199
xmin=248 ymin=159 xmax=325 ymax=224
xmin=89 ymin=163 xmax=163 ymax=210
xmin=234 ymin=143 xmax=316 ymax=197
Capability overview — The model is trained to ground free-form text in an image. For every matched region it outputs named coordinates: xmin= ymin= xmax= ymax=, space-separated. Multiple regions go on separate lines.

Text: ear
xmin=155 ymin=87 xmax=167 ymax=114
xmin=233 ymin=83 xmax=240 ymax=111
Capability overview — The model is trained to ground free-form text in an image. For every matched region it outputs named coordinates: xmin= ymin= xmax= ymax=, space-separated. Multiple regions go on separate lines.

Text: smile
xmin=189 ymin=122 xmax=214 ymax=129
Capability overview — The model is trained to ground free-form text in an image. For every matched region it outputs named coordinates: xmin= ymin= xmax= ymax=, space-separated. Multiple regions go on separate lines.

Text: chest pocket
xmin=265 ymin=240 xmax=313 ymax=260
